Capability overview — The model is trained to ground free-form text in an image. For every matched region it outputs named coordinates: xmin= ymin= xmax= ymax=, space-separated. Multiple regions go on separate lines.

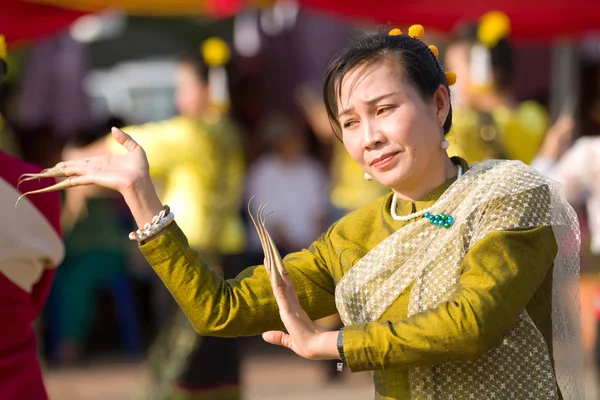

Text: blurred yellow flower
xmin=201 ymin=37 xmax=230 ymax=67
xmin=477 ymin=11 xmax=511 ymax=48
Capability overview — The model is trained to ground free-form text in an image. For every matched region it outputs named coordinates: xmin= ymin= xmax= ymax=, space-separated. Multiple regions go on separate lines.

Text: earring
xmin=440 ymin=125 xmax=449 ymax=150
xmin=364 ymin=172 xmax=372 ymax=181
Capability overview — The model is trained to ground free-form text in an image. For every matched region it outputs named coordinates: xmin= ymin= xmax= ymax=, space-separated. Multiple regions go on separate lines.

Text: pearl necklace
xmin=390 ymin=164 xmax=463 ymax=222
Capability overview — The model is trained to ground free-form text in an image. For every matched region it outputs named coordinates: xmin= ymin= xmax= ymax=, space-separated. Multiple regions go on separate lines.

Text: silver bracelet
xmin=128 ymin=205 xmax=175 ymax=243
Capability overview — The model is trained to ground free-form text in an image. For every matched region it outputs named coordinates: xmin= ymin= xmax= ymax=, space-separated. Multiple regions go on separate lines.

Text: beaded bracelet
xmin=128 ymin=205 xmax=175 ymax=243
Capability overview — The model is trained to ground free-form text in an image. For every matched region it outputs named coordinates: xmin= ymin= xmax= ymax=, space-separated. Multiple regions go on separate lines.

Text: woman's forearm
xmin=122 ymin=177 xmax=165 ymax=235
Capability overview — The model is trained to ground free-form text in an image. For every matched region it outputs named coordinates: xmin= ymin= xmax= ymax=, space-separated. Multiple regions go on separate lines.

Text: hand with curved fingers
xmin=248 ymin=202 xmax=340 ymax=361
xmin=16 ymin=128 xmax=164 ymax=230
xmin=262 ymin=273 xmax=340 ymax=360
xmin=18 ymin=128 xmax=147 ymax=197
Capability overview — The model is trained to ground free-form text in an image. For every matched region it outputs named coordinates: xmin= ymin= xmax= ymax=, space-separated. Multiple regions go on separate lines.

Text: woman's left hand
xmin=262 ymin=273 xmax=340 ymax=360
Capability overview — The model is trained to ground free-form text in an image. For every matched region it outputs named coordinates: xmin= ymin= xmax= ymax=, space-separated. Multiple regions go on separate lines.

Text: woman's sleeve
xmin=341 ymin=186 xmax=558 ymax=372
xmin=140 ymin=222 xmax=338 ymax=337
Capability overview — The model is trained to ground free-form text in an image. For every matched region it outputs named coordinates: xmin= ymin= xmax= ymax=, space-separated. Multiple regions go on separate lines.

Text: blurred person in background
xmin=64 ymin=38 xmax=246 ymax=400
xmin=531 ymin=120 xmax=597 ymax=262
xmin=531 ymin=100 xmax=600 ymax=375
xmin=0 ymin=37 xmax=64 ymax=400
xmin=245 ymin=113 xmax=329 ymax=262
xmin=444 ymin=11 xmax=550 ymax=164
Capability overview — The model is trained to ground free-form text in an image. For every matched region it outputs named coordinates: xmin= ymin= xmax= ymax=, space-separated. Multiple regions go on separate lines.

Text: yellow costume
xmin=139 ymin=158 xmax=582 ymax=399
xmin=108 ymin=115 xmax=245 ymax=258
xmin=447 ymin=100 xmax=548 ymax=165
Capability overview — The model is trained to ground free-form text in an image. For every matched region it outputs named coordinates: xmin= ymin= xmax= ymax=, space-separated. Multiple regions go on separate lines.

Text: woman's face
xmin=175 ymin=63 xmax=209 ymax=117
xmin=337 ymin=58 xmax=449 ymax=196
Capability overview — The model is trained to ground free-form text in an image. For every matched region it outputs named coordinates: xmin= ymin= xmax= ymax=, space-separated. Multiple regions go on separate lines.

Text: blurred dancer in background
xmin=444 ymin=11 xmax=549 ymax=164
xmin=245 ymin=113 xmax=329 ymax=261
xmin=62 ymin=38 xmax=245 ymax=400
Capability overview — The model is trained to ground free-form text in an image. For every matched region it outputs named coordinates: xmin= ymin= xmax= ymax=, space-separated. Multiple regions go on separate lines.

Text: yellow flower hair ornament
xmin=388 ymin=25 xmax=424 ymax=41
xmin=445 ymin=72 xmax=457 ymax=86
xmin=387 ymin=25 xmax=456 ymax=87
xmin=408 ymin=24 xmax=425 ymax=40
xmin=428 ymin=45 xmax=439 ymax=58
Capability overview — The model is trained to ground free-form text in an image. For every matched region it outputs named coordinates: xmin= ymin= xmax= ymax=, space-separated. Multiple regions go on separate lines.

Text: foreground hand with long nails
xmin=248 ymin=199 xmax=340 ymax=361
xmin=16 ymin=128 xmax=148 ymax=203
xmin=16 ymin=127 xmax=164 ymax=230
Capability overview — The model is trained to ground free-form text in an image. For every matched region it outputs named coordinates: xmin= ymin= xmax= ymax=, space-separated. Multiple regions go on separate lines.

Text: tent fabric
xmin=1 ymin=0 xmax=85 ymax=45
xmin=19 ymin=0 xmax=245 ymax=17
xmin=2 ymin=0 xmax=600 ymax=46
xmin=1 ymin=0 xmax=250 ymax=45
xmin=298 ymin=0 xmax=600 ymax=41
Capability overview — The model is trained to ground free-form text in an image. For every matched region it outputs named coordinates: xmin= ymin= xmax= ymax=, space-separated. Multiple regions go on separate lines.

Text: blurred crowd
xmin=1 ymin=5 xmax=600 ymax=400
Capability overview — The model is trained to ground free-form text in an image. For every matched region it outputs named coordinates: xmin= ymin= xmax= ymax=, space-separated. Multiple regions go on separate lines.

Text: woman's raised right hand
xmin=56 ymin=127 xmax=151 ymax=195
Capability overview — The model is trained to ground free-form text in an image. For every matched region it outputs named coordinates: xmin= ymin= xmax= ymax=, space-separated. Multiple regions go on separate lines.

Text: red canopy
xmin=2 ymin=0 xmax=600 ymax=46
xmin=299 ymin=0 xmax=600 ymax=41
xmin=1 ymin=0 xmax=85 ymax=46
xmin=0 ymin=0 xmax=245 ymax=46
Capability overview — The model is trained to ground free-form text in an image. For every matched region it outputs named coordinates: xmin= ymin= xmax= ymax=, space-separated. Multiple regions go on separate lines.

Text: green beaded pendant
xmin=424 ymin=212 xmax=454 ymax=228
